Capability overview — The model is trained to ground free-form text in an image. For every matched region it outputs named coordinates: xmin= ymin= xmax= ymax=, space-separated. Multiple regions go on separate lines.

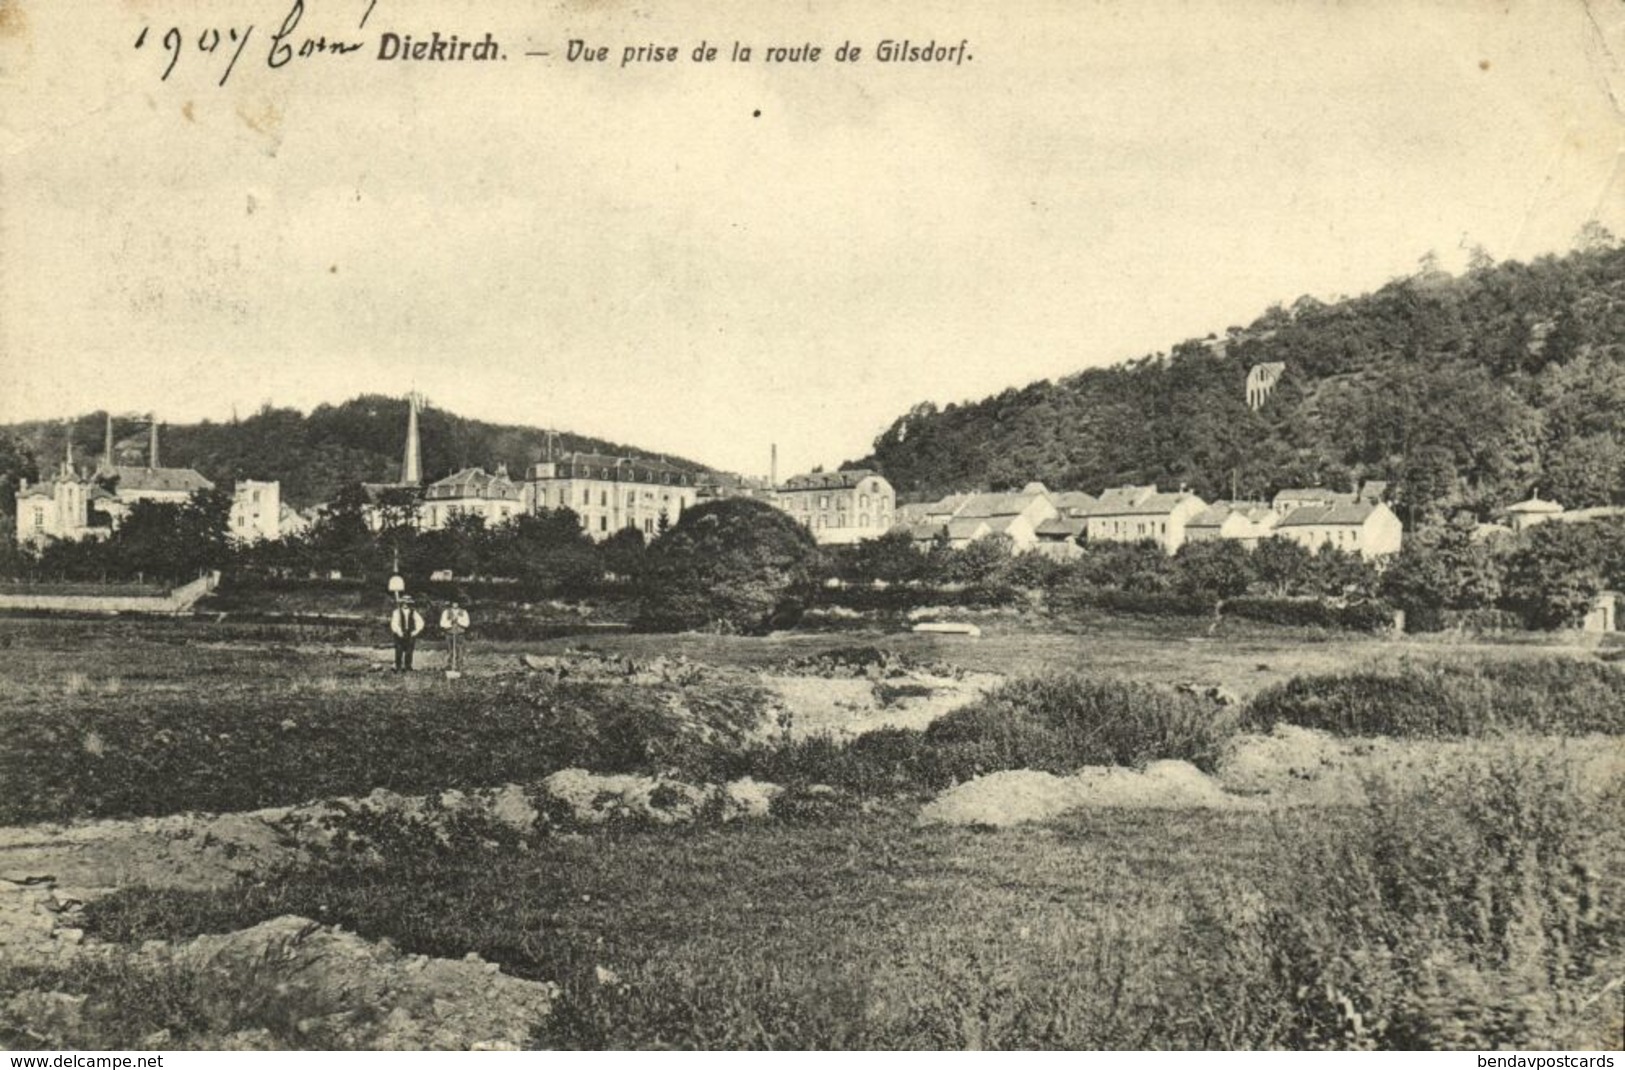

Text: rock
xmin=485 ymin=784 xmax=538 ymax=833
xmin=723 ymin=778 xmax=782 ymax=819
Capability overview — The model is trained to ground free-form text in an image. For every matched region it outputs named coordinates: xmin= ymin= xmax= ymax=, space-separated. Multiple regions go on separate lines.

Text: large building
xmin=96 ymin=416 xmax=215 ymax=528
xmin=1185 ymin=501 xmax=1280 ymax=548
xmin=13 ymin=438 xmax=101 ymax=548
xmin=1080 ymin=486 xmax=1208 ymax=554
xmin=526 ymin=452 xmax=699 ymax=540
xmin=1273 ymin=501 xmax=1403 ymax=559
xmin=422 ymin=466 xmax=524 ymax=530
xmin=773 ymin=470 xmax=895 ymax=545
xmin=893 ymin=482 xmax=1060 ymax=552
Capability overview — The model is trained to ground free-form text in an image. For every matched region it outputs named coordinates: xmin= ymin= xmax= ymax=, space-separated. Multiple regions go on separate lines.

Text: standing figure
xmin=390 ymin=595 xmax=426 ymax=672
xmin=440 ymin=596 xmax=470 ymax=674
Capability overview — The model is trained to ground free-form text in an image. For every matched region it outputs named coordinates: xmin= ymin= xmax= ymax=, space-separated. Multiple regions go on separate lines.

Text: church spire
xmin=402 ymin=393 xmax=422 ymax=486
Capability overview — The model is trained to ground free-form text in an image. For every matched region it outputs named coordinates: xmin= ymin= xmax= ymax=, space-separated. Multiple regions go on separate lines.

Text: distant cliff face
xmin=855 ymin=244 xmax=1625 ymax=520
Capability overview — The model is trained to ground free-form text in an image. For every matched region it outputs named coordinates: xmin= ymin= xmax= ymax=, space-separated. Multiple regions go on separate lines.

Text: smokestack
xmin=771 ymin=443 xmax=778 ymax=487
xmin=103 ymin=413 xmax=114 ymax=474
xmin=402 ymin=393 xmax=422 ymax=486
xmin=148 ymin=415 xmax=159 ymax=470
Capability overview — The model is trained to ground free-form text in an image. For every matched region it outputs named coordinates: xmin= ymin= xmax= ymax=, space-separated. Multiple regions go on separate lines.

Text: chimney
xmin=148 ymin=415 xmax=159 ymax=470
xmin=103 ymin=412 xmax=114 ymax=474
xmin=401 ymin=393 xmax=422 ymax=486
xmin=771 ymin=443 xmax=778 ymax=488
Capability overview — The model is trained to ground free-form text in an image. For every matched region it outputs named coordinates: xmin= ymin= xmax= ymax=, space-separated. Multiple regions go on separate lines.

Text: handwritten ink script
xmin=130 ymin=0 xmax=973 ymax=87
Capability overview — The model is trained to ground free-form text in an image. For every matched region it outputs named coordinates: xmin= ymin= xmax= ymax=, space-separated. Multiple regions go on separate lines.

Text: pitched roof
xmin=1273 ymin=487 xmax=1354 ymax=507
xmin=946 ymin=517 xmax=991 ymax=540
xmin=1036 ymin=517 xmax=1087 ymax=538
xmin=1506 ymin=496 xmax=1564 ymax=515
xmin=1051 ymin=491 xmax=1098 ymax=514
xmin=1189 ymin=501 xmax=1275 ymax=529
xmin=890 ymin=521 xmax=946 ymax=542
xmin=1276 ymin=502 xmax=1380 ymax=527
xmin=546 ymin=452 xmax=697 ymax=485
xmin=424 ymin=467 xmax=522 ymax=502
xmin=780 ymin=469 xmax=883 ymax=491
xmin=955 ymin=491 xmax=1048 ymax=519
xmin=109 ymin=466 xmax=215 ymax=494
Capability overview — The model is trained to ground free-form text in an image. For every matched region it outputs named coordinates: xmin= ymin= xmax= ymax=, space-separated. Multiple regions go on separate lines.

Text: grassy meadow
xmin=1 ymin=612 xmax=1622 ymax=1050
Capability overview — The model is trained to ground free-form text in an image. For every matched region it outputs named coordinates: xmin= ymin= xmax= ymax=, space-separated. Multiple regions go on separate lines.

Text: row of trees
xmin=860 ymin=239 xmax=1625 ymax=523
xmin=5 ymin=480 xmax=1621 ymax=634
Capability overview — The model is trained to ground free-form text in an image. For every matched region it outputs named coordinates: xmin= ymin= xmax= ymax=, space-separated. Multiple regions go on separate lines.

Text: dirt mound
xmin=1217 ymin=725 xmax=1625 ymax=806
xmin=919 ymin=761 xmax=1254 ymax=827
xmin=765 ymin=671 xmax=1002 ymax=740
xmin=521 ymin=649 xmax=712 ymax=686
xmin=3 ymin=916 xmax=557 ymax=1050
xmin=539 ymin=769 xmax=781 ymax=825
xmin=165 ymin=916 xmax=555 ymax=1049
xmin=771 ymin=645 xmax=965 ymax=680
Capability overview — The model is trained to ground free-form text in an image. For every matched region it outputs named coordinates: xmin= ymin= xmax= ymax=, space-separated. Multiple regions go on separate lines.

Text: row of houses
xmin=12 ymin=400 xmax=1401 ymax=561
xmin=893 ymin=480 xmax=1404 ymax=559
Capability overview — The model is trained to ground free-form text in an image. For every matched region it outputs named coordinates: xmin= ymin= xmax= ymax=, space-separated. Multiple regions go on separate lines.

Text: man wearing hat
xmin=440 ymin=594 xmax=471 ymax=675
xmin=390 ymin=595 xmax=426 ymax=672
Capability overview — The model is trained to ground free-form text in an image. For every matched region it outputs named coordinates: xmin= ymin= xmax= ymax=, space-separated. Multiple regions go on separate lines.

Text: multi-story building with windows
xmin=772 ymin=470 xmax=895 ymax=545
xmin=525 ymin=452 xmax=699 ymax=540
xmin=420 ymin=466 xmax=524 ymax=530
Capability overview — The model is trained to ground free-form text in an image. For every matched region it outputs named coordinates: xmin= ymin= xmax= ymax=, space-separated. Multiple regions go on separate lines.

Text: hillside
xmin=855 ymin=241 xmax=1625 ymax=523
xmin=0 ymin=395 xmax=711 ymax=508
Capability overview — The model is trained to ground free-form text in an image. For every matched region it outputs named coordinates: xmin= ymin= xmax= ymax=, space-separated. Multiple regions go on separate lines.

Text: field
xmin=0 ymin=611 xmax=1621 ymax=1050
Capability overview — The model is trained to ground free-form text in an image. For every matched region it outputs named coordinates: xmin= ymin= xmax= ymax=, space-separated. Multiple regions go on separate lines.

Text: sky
xmin=2 ymin=0 xmax=1624 ymax=479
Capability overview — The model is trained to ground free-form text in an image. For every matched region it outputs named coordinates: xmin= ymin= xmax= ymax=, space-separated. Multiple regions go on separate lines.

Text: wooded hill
xmin=853 ymin=240 xmax=1625 ymax=525
xmin=0 ymin=395 xmax=710 ymax=508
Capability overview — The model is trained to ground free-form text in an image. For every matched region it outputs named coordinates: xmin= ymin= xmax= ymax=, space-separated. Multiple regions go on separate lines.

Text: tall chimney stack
xmin=401 ymin=393 xmax=422 ymax=486
xmin=771 ymin=443 xmax=778 ymax=488
xmin=148 ymin=415 xmax=159 ymax=470
xmin=103 ymin=413 xmax=114 ymax=474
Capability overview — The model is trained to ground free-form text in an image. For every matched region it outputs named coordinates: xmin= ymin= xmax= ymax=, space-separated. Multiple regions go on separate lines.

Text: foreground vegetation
xmin=3 ymin=746 xmax=1614 ymax=1050
xmin=5 ymin=622 xmax=1625 ymax=823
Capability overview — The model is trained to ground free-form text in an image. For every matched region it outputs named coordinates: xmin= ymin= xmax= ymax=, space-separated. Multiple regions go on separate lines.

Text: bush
xmin=1224 ymin=597 xmax=1396 ymax=632
xmin=1246 ymin=657 xmax=1625 ymax=736
xmin=634 ymin=499 xmax=822 ymax=634
xmin=1059 ymin=588 xmax=1215 ymax=618
xmin=927 ymin=674 xmax=1240 ymax=778
xmin=1198 ymin=747 xmax=1621 ymax=1048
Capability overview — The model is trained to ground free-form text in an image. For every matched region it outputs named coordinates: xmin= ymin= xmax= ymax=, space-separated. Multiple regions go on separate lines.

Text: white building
xmin=1273 ymin=501 xmax=1403 ymax=559
xmin=526 ymin=452 xmax=698 ymax=540
xmin=421 ymin=466 xmax=524 ymax=530
xmin=773 ymin=470 xmax=895 ymax=545
xmin=229 ymin=480 xmax=282 ymax=543
xmin=1080 ymin=486 xmax=1208 ymax=554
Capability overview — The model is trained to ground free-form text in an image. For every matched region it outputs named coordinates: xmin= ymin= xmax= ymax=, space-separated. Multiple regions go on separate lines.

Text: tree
xmin=1252 ymin=537 xmax=1314 ymax=596
xmin=946 ymin=534 xmax=1015 ymax=584
xmin=1172 ymin=539 xmax=1255 ymax=601
xmin=601 ymin=526 xmax=647 ymax=581
xmin=1503 ymin=522 xmax=1606 ymax=629
xmin=634 ymin=498 xmax=821 ymax=634
xmin=843 ymin=529 xmax=924 ymax=585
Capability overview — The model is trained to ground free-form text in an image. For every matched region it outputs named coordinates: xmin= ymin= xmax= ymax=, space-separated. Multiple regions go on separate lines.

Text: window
xmin=819 ymin=495 xmax=829 ymax=509
xmin=859 ymin=494 xmax=869 ymax=508
xmin=860 ymin=515 xmax=870 ymax=527
xmin=627 ymin=492 xmax=636 ymax=507
xmin=644 ymin=518 xmax=654 ymax=534
xmin=32 ymin=506 xmax=44 ymax=531
xmin=599 ymin=516 xmax=608 ymax=531
xmin=582 ymin=487 xmax=590 ymax=506
xmin=600 ymin=490 xmax=608 ymax=507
